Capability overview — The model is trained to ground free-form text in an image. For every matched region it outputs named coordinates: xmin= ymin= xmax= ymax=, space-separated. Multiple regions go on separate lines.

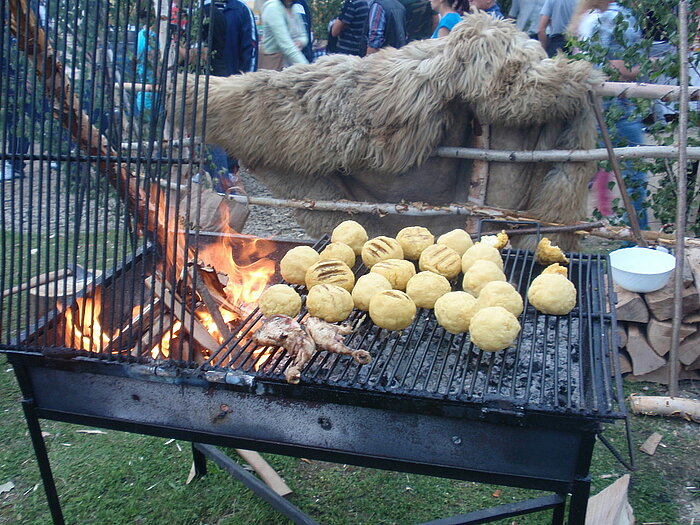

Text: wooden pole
xmin=669 ymin=0 xmax=690 ymax=397
xmin=588 ymin=92 xmax=648 ymax=248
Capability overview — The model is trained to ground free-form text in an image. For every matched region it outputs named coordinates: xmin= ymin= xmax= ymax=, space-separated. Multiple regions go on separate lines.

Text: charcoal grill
xmin=1 ymin=0 xmax=630 ymax=523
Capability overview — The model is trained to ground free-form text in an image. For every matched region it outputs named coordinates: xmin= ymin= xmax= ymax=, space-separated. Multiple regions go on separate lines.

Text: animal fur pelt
xmin=176 ymin=13 xmax=605 ymax=249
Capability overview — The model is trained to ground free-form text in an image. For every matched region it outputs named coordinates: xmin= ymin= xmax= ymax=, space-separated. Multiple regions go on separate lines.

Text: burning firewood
xmin=303 ymin=317 xmax=371 ymax=365
xmin=252 ymin=315 xmax=316 ymax=384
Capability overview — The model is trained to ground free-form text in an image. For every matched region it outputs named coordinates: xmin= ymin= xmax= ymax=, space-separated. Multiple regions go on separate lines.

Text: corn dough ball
xmin=331 ymin=220 xmax=368 ymax=255
xmin=305 ymin=260 xmax=355 ymax=292
xmin=352 ymin=273 xmax=393 ymax=311
xmin=306 ymin=284 xmax=354 ymax=322
xmin=461 ymin=243 xmax=504 ymax=273
xmin=436 ymin=229 xmax=473 ymax=256
xmin=396 ymin=226 xmax=435 ymax=260
xmin=258 ymin=284 xmax=302 ymax=318
xmin=470 ymin=306 xmax=521 ymax=351
xmin=418 ymin=244 xmax=461 ymax=280
xmin=280 ymin=246 xmax=320 ymax=285
xmin=370 ymin=259 xmax=416 ymax=290
xmin=369 ymin=290 xmax=417 ymax=331
xmin=476 ymin=281 xmax=523 ymax=317
xmin=535 ymin=237 xmax=569 ymax=266
xmin=527 ymin=273 xmax=577 ymax=315
xmin=462 ymin=259 xmax=507 ymax=297
xmin=479 ymin=231 xmax=509 ymax=250
xmin=361 ymin=236 xmax=404 ymax=268
xmin=405 ymin=271 xmax=451 ymax=309
xmin=434 ymin=291 xmax=478 ymax=334
xmin=542 ymin=263 xmax=568 ymax=277
xmin=319 ymin=242 xmax=356 ymax=268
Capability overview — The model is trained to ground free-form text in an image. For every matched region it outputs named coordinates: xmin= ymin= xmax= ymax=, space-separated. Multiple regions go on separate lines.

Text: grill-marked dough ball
xmin=437 ymin=229 xmax=473 ymax=256
xmin=434 ymin=291 xmax=478 ymax=334
xmin=352 ymin=273 xmax=392 ymax=311
xmin=361 ymin=236 xmax=404 ymax=268
xmin=369 ymin=290 xmax=417 ymax=330
xmin=476 ymin=281 xmax=523 ymax=317
xmin=405 ymin=271 xmax=451 ymax=309
xmin=280 ymin=246 xmax=320 ymax=285
xmin=370 ymin=259 xmax=416 ymax=290
xmin=258 ymin=284 xmax=302 ymax=318
xmin=319 ymin=242 xmax=356 ymax=268
xmin=418 ymin=244 xmax=461 ymax=279
xmin=470 ymin=306 xmax=521 ymax=351
xmin=396 ymin=226 xmax=434 ymax=260
xmin=331 ymin=220 xmax=368 ymax=255
xmin=461 ymin=243 xmax=504 ymax=273
xmin=527 ymin=273 xmax=577 ymax=315
xmin=462 ymin=259 xmax=507 ymax=297
xmin=306 ymin=284 xmax=354 ymax=322
xmin=305 ymin=259 xmax=355 ymax=292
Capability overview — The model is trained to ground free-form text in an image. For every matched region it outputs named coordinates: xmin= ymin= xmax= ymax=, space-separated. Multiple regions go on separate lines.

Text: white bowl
xmin=609 ymin=247 xmax=676 ymax=293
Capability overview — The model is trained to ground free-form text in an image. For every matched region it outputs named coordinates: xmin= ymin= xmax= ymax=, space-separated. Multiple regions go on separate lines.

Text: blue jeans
xmin=603 ymin=99 xmax=648 ymax=230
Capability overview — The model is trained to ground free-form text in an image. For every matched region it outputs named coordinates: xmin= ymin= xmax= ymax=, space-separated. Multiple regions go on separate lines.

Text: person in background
xmin=260 ymin=0 xmax=308 ymax=69
xmin=508 ymin=0 xmax=545 ymax=39
xmin=572 ymin=0 xmax=648 ymax=229
xmin=292 ymin=0 xmax=314 ymax=62
xmin=471 ymin=0 xmax=504 ymax=20
xmin=430 ymin=0 xmax=468 ymax=37
xmin=222 ymin=0 xmax=258 ymax=73
xmin=537 ymin=0 xmax=576 ymax=56
xmin=135 ymin=6 xmax=160 ymax=125
xmin=399 ymin=0 xmax=437 ymax=42
xmin=330 ymin=0 xmax=370 ymax=56
xmin=364 ymin=0 xmax=407 ymax=55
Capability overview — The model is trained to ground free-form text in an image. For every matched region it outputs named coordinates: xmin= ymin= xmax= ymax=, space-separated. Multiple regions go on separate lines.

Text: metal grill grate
xmin=204 ymin=238 xmax=626 ymax=422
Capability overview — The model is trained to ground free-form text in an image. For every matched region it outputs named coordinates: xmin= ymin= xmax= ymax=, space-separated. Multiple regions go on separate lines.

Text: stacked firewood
xmin=614 ymin=249 xmax=700 ymax=384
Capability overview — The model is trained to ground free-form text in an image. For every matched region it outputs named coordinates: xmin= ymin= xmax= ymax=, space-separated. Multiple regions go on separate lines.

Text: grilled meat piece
xmin=252 ymin=315 xmax=316 ymax=384
xmin=304 ymin=317 xmax=371 ymax=365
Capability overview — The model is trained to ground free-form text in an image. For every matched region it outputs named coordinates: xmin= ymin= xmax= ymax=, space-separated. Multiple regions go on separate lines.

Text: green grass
xmin=0 ymin=357 xmax=697 ymax=524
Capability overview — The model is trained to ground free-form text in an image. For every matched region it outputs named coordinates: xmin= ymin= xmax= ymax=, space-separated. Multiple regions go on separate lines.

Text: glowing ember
xmin=151 ymin=321 xmax=182 ymax=359
xmin=252 ymin=346 xmax=274 ymax=372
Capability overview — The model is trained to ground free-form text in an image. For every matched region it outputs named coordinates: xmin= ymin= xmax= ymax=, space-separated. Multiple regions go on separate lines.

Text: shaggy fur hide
xmin=178 ymin=13 xmax=604 ymax=249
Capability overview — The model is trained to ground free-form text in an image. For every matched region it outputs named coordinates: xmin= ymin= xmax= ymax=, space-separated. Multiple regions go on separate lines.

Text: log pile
xmin=614 ymin=249 xmax=700 ymax=384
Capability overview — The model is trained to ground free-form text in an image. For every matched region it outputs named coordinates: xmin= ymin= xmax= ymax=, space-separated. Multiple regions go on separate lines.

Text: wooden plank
xmin=645 ymin=281 xmax=699 ymax=321
xmin=626 ymin=324 xmax=666 ymax=375
xmin=627 ymin=361 xmax=698 ymax=384
xmin=639 ymin=432 xmax=663 ymax=456
xmin=618 ymin=351 xmax=632 ymax=375
xmin=679 ymin=331 xmax=700 ymax=365
xmin=235 ymin=449 xmax=293 ymax=498
xmin=646 ymin=318 xmax=696 ymax=356
xmin=585 ymin=474 xmax=633 ymax=525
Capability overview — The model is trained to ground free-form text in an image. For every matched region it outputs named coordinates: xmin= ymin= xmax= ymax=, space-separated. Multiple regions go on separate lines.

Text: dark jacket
xmin=292 ymin=0 xmax=314 ymax=62
xmin=361 ymin=0 xmax=407 ymax=53
xmin=222 ymin=0 xmax=258 ymax=74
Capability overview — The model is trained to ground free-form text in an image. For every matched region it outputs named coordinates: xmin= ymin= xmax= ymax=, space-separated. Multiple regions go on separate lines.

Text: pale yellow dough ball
xmin=305 ymin=260 xmax=355 ymax=292
xmin=405 ymin=271 xmax=451 ymax=309
xmin=306 ymin=284 xmax=354 ymax=322
xmin=462 ymin=259 xmax=507 ymax=297
xmin=258 ymin=284 xmax=302 ymax=318
xmin=434 ymin=291 xmax=478 ymax=334
xmin=418 ymin=244 xmax=461 ymax=280
xmin=470 ymin=306 xmax=521 ymax=351
xmin=370 ymin=259 xmax=416 ymax=290
xmin=461 ymin=243 xmax=504 ymax=274
xmin=352 ymin=273 xmax=392 ymax=311
xmin=527 ymin=273 xmax=577 ymax=315
xmin=361 ymin=236 xmax=404 ymax=268
xmin=369 ymin=290 xmax=417 ymax=331
xmin=476 ymin=281 xmax=523 ymax=317
xmin=436 ymin=229 xmax=473 ymax=256
xmin=331 ymin=220 xmax=368 ymax=255
xmin=280 ymin=246 xmax=320 ymax=285
xmin=319 ymin=242 xmax=356 ymax=268
xmin=396 ymin=226 xmax=435 ymax=260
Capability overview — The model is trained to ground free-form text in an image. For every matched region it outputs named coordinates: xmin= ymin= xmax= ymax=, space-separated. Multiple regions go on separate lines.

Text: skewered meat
xmin=304 ymin=317 xmax=371 ymax=365
xmin=252 ymin=315 xmax=316 ymax=384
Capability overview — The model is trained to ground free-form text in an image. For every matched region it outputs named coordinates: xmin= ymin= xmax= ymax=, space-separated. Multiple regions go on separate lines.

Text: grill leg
xmin=21 ymin=398 xmax=65 ymax=525
xmin=191 ymin=442 xmax=208 ymax=478
xmin=567 ymin=431 xmax=596 ymax=524
xmin=550 ymin=494 xmax=566 ymax=524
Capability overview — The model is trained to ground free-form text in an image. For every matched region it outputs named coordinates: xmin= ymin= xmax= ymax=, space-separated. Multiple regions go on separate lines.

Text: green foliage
xmin=310 ymin=0 xmax=345 ymax=40
xmin=569 ymin=0 xmax=700 ymax=236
